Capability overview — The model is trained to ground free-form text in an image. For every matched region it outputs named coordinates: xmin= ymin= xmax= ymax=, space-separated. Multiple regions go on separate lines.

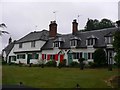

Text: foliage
xmin=113 ymin=31 xmax=120 ymax=67
xmin=88 ymin=62 xmax=98 ymax=68
xmin=2 ymin=60 xmax=7 ymax=65
xmin=69 ymin=61 xmax=79 ymax=67
xmin=78 ymin=58 xmax=85 ymax=70
xmin=93 ymin=49 xmax=107 ymax=67
xmin=45 ymin=60 xmax=56 ymax=67
xmin=58 ymin=59 xmax=67 ymax=68
xmin=85 ymin=18 xmax=115 ymax=31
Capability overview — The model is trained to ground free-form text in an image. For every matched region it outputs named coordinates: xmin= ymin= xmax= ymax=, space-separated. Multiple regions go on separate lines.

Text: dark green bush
xmin=88 ymin=62 xmax=98 ymax=68
xmin=70 ymin=61 xmax=79 ymax=67
xmin=2 ymin=60 xmax=7 ymax=65
xmin=9 ymin=62 xmax=19 ymax=66
xmin=93 ymin=49 xmax=107 ymax=67
xmin=58 ymin=59 xmax=67 ymax=68
xmin=45 ymin=60 xmax=56 ymax=67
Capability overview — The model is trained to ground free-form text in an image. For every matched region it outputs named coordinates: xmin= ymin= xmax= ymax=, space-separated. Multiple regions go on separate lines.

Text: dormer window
xmin=54 ymin=42 xmax=59 ymax=47
xmin=70 ymin=40 xmax=77 ymax=46
xmin=54 ymin=37 xmax=65 ymax=48
xmin=104 ymin=32 xmax=113 ymax=44
xmin=70 ymin=36 xmax=81 ymax=47
xmin=105 ymin=36 xmax=113 ymax=44
xmin=86 ymin=35 xmax=98 ymax=46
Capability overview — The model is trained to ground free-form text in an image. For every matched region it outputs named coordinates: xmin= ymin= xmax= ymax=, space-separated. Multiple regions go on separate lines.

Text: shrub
xmin=70 ymin=61 xmax=79 ymax=67
xmin=45 ymin=60 xmax=56 ymax=67
xmin=2 ymin=60 xmax=7 ymax=65
xmin=58 ymin=59 xmax=67 ymax=68
xmin=93 ymin=49 xmax=107 ymax=67
xmin=88 ymin=62 xmax=97 ymax=68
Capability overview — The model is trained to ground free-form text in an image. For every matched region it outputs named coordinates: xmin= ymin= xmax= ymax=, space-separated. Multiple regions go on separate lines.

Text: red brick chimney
xmin=49 ymin=21 xmax=57 ymax=38
xmin=72 ymin=19 xmax=78 ymax=35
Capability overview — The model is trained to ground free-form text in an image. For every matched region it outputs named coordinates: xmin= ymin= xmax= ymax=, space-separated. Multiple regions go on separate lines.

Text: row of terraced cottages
xmin=2 ymin=19 xmax=120 ymax=66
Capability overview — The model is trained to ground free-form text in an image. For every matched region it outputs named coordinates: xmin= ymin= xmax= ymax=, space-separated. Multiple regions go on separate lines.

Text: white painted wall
xmin=7 ymin=45 xmax=16 ymax=63
xmin=71 ymin=48 xmax=96 ymax=63
xmin=3 ymin=51 xmax=6 ymax=61
xmin=14 ymin=40 xmax=46 ymax=52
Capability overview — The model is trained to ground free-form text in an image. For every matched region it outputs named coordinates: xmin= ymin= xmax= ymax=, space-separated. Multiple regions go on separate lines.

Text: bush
xmin=70 ymin=61 xmax=79 ymax=67
xmin=93 ymin=49 xmax=107 ymax=67
xmin=88 ymin=62 xmax=97 ymax=68
xmin=45 ymin=60 xmax=56 ymax=67
xmin=9 ymin=62 xmax=19 ymax=66
xmin=58 ymin=59 xmax=67 ymax=68
xmin=2 ymin=60 xmax=7 ymax=65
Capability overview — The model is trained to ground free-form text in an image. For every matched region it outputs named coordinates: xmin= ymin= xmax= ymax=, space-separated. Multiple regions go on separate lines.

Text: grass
xmin=2 ymin=65 xmax=119 ymax=88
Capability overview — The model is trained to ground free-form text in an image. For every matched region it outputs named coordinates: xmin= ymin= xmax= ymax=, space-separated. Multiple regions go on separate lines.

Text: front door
xmin=68 ymin=53 xmax=72 ymax=65
xmin=27 ymin=54 xmax=31 ymax=64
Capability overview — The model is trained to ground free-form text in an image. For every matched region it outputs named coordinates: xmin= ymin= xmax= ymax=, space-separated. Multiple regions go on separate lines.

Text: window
xmin=31 ymin=41 xmax=35 ymax=47
xmin=71 ymin=40 xmax=77 ymax=46
xmin=54 ymin=42 xmax=59 ymax=47
xmin=73 ymin=52 xmax=82 ymax=59
xmin=87 ymin=39 xmax=97 ymax=46
xmin=105 ymin=37 xmax=113 ymax=44
xmin=88 ymin=53 xmax=93 ymax=59
xmin=19 ymin=43 xmax=22 ymax=48
xmin=32 ymin=53 xmax=39 ymax=59
xmin=9 ymin=56 xmax=16 ymax=61
xmin=12 ymin=56 xmax=16 ymax=61
xmin=17 ymin=54 xmax=25 ymax=59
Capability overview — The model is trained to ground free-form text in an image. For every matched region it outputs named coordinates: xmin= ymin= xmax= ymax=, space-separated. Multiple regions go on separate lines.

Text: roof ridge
xmin=79 ymin=27 xmax=117 ymax=33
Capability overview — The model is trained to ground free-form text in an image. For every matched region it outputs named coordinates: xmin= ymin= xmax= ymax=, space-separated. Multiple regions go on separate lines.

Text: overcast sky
xmin=0 ymin=0 xmax=119 ymax=53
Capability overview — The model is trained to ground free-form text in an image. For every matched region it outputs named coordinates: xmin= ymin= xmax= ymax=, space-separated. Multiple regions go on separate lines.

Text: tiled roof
xmin=42 ymin=27 xmax=118 ymax=50
xmin=2 ymin=41 xmax=15 ymax=56
xmin=16 ymin=30 xmax=49 ymax=43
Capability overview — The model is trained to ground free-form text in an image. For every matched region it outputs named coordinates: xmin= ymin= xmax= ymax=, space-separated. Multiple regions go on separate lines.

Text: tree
xmin=113 ymin=30 xmax=120 ymax=67
xmin=99 ymin=19 xmax=115 ymax=29
xmin=0 ymin=23 xmax=9 ymax=35
xmin=85 ymin=18 xmax=115 ymax=31
xmin=85 ymin=18 xmax=94 ymax=31
xmin=93 ymin=49 xmax=107 ymax=67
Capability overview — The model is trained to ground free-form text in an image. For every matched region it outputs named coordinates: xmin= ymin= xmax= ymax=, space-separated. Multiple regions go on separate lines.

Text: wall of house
xmin=3 ymin=51 xmax=6 ymax=61
xmin=72 ymin=47 xmax=96 ymax=63
xmin=42 ymin=48 xmax=60 ymax=65
xmin=13 ymin=40 xmax=46 ymax=52
xmin=7 ymin=46 xmax=16 ymax=63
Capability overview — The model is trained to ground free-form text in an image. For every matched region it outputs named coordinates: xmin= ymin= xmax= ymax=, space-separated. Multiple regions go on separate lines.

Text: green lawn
xmin=2 ymin=65 xmax=119 ymax=88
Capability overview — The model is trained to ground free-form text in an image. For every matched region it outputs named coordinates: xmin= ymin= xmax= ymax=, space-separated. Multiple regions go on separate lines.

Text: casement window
xmin=87 ymin=38 xmax=97 ymax=46
xmin=19 ymin=43 xmax=22 ymax=48
xmin=88 ymin=53 xmax=93 ymax=59
xmin=17 ymin=54 xmax=25 ymax=59
xmin=73 ymin=52 xmax=83 ymax=59
xmin=9 ymin=56 xmax=16 ymax=61
xmin=71 ymin=40 xmax=77 ymax=46
xmin=31 ymin=41 xmax=35 ymax=47
xmin=32 ymin=53 xmax=39 ymax=59
xmin=54 ymin=42 xmax=59 ymax=47
xmin=105 ymin=37 xmax=113 ymax=44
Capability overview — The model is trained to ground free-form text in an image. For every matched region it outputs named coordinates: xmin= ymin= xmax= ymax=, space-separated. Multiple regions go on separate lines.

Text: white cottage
xmin=2 ymin=20 xmax=120 ymax=66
